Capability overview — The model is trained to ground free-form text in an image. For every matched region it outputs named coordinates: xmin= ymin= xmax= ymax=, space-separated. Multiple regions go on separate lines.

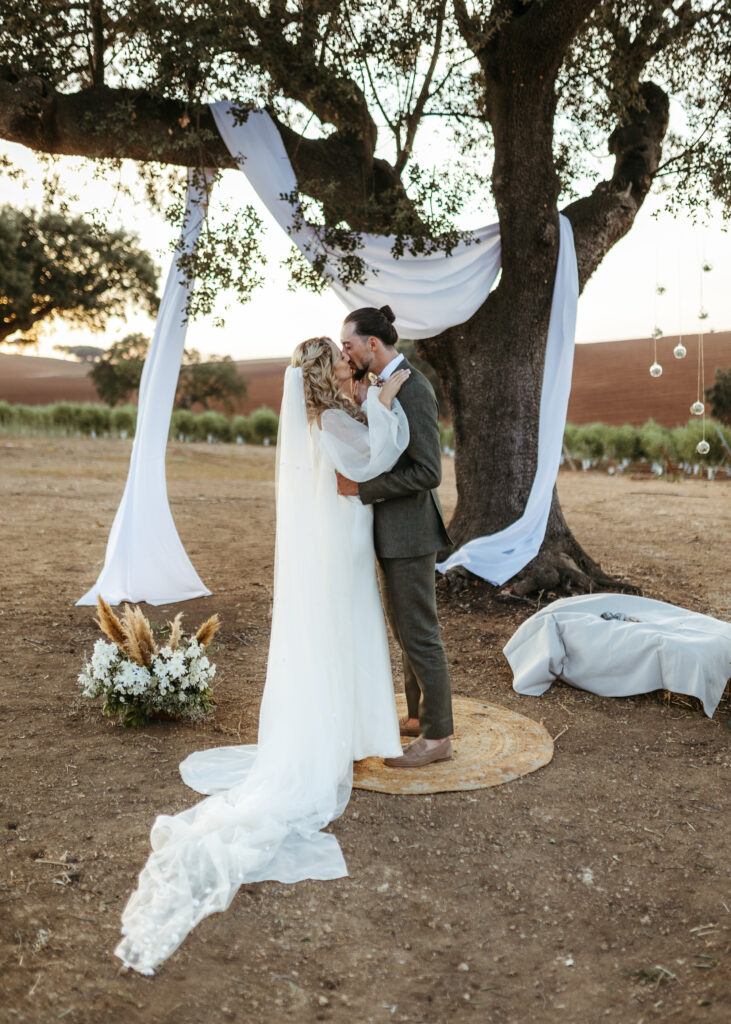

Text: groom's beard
xmin=350 ymin=364 xmax=368 ymax=381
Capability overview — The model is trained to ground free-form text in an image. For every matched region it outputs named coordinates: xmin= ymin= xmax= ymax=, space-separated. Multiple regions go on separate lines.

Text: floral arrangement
xmin=78 ymin=597 xmax=220 ymax=728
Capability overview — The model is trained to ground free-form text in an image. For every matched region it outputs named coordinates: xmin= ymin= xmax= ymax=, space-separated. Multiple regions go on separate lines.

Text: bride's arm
xmin=377 ymin=368 xmax=410 ymax=410
xmin=319 ymin=389 xmax=410 ymax=483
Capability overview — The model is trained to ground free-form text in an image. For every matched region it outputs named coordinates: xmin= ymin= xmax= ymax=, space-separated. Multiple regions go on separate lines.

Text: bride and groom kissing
xmin=115 ymin=304 xmax=455 ymax=975
xmin=330 ymin=304 xmax=454 ymax=768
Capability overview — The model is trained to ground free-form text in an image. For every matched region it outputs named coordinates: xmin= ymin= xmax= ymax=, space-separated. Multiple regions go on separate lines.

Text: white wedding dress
xmin=115 ymin=370 xmax=409 ymax=974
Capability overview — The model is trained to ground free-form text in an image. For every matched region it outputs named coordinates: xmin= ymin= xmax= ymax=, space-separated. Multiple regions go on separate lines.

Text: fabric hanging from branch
xmin=210 ymin=105 xmax=504 ymax=340
xmin=436 ymin=215 xmax=578 ymax=584
xmin=210 ymin=105 xmax=579 ymax=586
xmin=76 ymin=172 xmax=214 ymax=607
xmin=77 ymin=104 xmax=579 ymax=605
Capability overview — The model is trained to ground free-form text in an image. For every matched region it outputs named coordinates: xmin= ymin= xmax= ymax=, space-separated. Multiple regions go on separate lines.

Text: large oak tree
xmin=2 ymin=1 xmax=729 ymax=593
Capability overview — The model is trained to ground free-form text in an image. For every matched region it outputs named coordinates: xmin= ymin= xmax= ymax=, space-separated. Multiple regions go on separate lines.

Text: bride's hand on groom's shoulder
xmin=379 ymin=368 xmax=410 ymax=409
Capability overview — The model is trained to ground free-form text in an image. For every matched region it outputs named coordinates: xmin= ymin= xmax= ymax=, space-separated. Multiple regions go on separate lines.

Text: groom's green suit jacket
xmin=358 ymin=358 xmax=452 ymax=558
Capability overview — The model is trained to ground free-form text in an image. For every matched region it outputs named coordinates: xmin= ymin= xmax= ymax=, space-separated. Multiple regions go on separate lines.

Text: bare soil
xmin=1 ymin=437 xmax=729 ymax=1024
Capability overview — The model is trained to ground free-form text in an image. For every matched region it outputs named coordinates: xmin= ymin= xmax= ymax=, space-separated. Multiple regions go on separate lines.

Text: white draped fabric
xmin=209 ymin=105 xmax=503 ymax=341
xmin=76 ymin=172 xmax=213 ymax=606
xmin=504 ymin=593 xmax=731 ymax=718
xmin=436 ymin=215 xmax=579 ymax=584
xmin=78 ymin=103 xmax=579 ymax=604
xmin=210 ymin=105 xmax=578 ymax=585
xmin=115 ymin=375 xmax=407 ymax=974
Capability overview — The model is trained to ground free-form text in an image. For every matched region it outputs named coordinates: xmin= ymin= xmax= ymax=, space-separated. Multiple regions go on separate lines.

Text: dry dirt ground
xmin=1 ymin=437 xmax=729 ymax=1024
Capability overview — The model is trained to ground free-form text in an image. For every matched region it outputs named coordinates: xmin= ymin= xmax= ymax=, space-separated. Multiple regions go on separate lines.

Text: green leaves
xmin=0 ymin=205 xmax=159 ymax=346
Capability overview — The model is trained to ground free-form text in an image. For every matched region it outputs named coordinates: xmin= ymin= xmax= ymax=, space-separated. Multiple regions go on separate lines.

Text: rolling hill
xmin=1 ymin=331 xmax=728 ymax=427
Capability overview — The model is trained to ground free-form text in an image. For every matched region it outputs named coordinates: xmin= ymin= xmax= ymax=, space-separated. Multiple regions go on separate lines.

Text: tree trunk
xmin=418 ymin=21 xmax=669 ymax=597
xmin=420 ymin=286 xmax=621 ymax=597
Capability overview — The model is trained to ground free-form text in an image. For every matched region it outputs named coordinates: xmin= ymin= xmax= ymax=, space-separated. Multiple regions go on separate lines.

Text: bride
xmin=115 ymin=336 xmax=410 ymax=974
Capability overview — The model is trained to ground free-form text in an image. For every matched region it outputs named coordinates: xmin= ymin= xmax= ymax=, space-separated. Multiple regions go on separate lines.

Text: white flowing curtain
xmin=77 ymin=104 xmax=578 ymax=605
xmin=77 ymin=171 xmax=213 ymax=606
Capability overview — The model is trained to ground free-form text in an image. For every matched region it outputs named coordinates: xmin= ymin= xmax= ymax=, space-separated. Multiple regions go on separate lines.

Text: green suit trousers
xmin=377 ymin=552 xmax=453 ymax=740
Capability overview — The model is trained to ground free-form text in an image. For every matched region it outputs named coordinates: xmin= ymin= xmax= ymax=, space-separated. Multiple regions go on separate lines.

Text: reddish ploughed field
xmin=2 ymin=331 xmax=729 ymax=425
xmin=1 ymin=437 xmax=729 ymax=1024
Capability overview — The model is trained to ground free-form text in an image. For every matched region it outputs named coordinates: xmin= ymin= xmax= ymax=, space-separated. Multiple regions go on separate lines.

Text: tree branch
xmin=226 ymin=1 xmax=378 ymax=154
xmin=454 ymin=0 xmax=602 ymax=73
xmin=563 ymin=81 xmax=670 ymax=292
xmin=341 ymin=12 xmax=398 ymax=150
xmin=89 ymin=0 xmax=105 ymax=88
xmin=395 ymin=0 xmax=447 ymax=175
xmin=0 ymin=69 xmax=410 ymax=234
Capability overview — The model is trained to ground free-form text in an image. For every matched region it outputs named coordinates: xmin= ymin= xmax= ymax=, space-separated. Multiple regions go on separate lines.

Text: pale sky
xmin=2 ymin=139 xmax=729 ymax=361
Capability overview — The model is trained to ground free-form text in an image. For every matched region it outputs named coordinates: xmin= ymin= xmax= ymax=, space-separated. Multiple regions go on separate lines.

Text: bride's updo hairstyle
xmin=343 ymin=305 xmax=398 ymax=348
xmin=291 ymin=337 xmax=366 ymax=424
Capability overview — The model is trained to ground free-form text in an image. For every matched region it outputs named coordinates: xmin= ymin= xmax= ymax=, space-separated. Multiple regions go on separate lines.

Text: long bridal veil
xmin=115 ymin=367 xmax=399 ymax=975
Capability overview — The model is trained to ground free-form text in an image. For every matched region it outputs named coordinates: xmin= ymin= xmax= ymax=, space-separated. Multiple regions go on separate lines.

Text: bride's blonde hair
xmin=291 ymin=337 xmax=366 ymax=424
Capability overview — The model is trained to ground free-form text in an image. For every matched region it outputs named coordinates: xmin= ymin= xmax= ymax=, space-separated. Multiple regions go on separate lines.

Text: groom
xmin=337 ymin=305 xmax=454 ymax=768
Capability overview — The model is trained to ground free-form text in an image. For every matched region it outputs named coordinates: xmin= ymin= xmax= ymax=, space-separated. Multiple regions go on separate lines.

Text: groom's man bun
xmin=344 ymin=305 xmax=398 ymax=348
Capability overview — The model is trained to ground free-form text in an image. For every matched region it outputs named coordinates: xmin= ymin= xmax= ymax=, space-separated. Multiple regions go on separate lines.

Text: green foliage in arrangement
xmin=183 ymin=410 xmax=232 ymax=443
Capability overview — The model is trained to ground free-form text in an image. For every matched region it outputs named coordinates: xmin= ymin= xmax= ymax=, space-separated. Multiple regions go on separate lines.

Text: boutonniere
xmin=367 ymin=372 xmax=384 ymax=386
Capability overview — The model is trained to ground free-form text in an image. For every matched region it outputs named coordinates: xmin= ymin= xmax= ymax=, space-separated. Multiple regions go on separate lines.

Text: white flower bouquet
xmin=78 ymin=598 xmax=220 ymax=728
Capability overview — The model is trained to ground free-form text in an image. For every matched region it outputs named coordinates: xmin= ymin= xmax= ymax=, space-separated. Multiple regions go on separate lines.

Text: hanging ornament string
xmin=694 ymin=252 xmax=710 ymax=456
xmin=650 ymin=231 xmax=663 ymax=377
xmin=673 ymin=246 xmax=686 ymax=359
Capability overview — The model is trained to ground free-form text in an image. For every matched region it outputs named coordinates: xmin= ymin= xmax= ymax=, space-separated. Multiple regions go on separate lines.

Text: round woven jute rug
xmin=353 ymin=695 xmax=553 ymax=795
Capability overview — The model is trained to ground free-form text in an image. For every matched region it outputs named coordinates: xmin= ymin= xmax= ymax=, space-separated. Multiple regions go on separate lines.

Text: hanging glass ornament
xmin=651 ymin=326 xmax=663 ymax=338
xmin=696 ymin=439 xmax=710 ymax=455
xmin=690 ymin=400 xmax=705 ymax=415
xmin=649 ymin=362 xmax=663 ymax=377
xmin=673 ymin=342 xmax=687 ymax=359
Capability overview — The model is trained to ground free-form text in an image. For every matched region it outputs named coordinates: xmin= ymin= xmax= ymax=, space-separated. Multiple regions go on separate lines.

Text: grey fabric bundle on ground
xmin=504 ymin=593 xmax=731 ymax=718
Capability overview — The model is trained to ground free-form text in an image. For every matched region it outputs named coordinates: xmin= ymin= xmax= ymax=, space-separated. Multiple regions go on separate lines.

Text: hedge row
xmin=0 ymin=401 xmax=279 ymax=444
xmin=171 ymin=407 xmax=279 ymax=444
xmin=0 ymin=401 xmax=728 ymax=464
xmin=563 ymin=418 xmax=730 ymax=466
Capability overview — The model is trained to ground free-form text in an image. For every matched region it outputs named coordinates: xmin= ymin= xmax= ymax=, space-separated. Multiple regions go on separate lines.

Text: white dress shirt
xmin=379 ymin=352 xmax=405 ymax=380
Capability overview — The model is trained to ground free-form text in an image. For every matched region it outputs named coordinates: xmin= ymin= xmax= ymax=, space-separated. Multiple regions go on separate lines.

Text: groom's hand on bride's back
xmin=336 ymin=471 xmax=359 ymax=497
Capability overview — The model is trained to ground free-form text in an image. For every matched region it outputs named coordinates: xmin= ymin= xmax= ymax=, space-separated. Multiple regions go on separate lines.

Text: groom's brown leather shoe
xmin=384 ymin=737 xmax=453 ymax=768
xmin=399 ymin=716 xmax=420 ymax=738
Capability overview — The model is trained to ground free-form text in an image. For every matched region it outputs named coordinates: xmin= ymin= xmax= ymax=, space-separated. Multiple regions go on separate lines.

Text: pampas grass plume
xmin=195 ymin=614 xmax=221 ymax=648
xmin=169 ymin=612 xmax=184 ymax=651
xmin=120 ymin=604 xmax=145 ymax=666
xmin=94 ymin=600 xmax=220 ymax=663
xmin=95 ymin=597 xmax=128 ymax=654
xmin=131 ymin=605 xmax=157 ymax=667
